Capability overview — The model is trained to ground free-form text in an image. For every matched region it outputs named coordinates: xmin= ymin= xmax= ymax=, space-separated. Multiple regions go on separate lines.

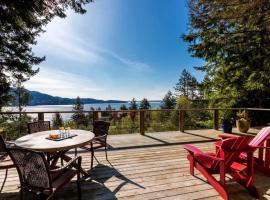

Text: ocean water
xmin=4 ymin=101 xmax=162 ymax=121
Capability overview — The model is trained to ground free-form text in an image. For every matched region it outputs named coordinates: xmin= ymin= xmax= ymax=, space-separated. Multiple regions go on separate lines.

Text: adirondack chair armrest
xmin=250 ymin=145 xmax=270 ymax=149
xmin=218 ymin=134 xmax=239 ymax=139
xmin=196 ymin=153 xmax=223 ymax=161
xmin=183 ymin=144 xmax=203 ymax=155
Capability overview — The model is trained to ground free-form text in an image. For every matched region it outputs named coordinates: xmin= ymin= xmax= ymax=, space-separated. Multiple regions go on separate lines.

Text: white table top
xmin=15 ymin=130 xmax=94 ymax=152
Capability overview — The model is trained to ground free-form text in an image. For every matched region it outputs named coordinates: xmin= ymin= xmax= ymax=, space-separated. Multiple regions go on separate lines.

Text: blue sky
xmin=25 ymin=0 xmax=204 ymax=100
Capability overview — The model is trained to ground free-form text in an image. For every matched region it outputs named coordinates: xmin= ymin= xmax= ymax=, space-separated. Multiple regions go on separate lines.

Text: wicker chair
xmin=81 ymin=120 xmax=110 ymax=169
xmin=28 ymin=121 xmax=51 ymax=134
xmin=7 ymin=147 xmax=82 ymax=200
xmin=0 ymin=135 xmax=14 ymax=192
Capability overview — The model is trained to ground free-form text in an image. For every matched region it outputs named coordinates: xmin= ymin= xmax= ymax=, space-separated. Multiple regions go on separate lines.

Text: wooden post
xmin=179 ymin=110 xmax=185 ymax=132
xmin=140 ymin=110 xmax=145 ymax=135
xmin=92 ymin=111 xmax=98 ymax=124
xmin=38 ymin=112 xmax=44 ymax=121
xmin=213 ymin=109 xmax=219 ymax=130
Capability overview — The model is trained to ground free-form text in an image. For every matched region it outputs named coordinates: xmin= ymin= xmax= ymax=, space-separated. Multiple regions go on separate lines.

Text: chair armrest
xmin=183 ymin=144 xmax=203 ymax=154
xmin=195 ymin=153 xmax=223 ymax=161
xmin=94 ymin=134 xmax=107 ymax=140
xmin=5 ymin=141 xmax=15 ymax=147
xmin=218 ymin=134 xmax=239 ymax=139
xmin=50 ymin=156 xmax=82 ymax=173
xmin=250 ymin=145 xmax=270 ymax=149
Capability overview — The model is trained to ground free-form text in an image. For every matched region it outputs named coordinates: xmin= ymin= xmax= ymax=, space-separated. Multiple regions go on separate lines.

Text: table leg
xmin=61 ymin=154 xmax=90 ymax=177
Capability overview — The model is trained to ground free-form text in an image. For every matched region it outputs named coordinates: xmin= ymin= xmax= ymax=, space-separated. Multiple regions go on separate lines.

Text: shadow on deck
xmin=2 ymin=128 xmax=270 ymax=200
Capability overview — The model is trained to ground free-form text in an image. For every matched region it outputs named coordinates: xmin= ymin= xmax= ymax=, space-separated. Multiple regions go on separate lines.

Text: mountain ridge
xmin=10 ymin=89 xmax=127 ymax=106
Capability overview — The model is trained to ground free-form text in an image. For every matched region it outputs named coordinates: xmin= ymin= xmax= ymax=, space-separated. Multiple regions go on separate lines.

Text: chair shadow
xmin=87 ymin=163 xmax=145 ymax=197
xmin=0 ymin=192 xmax=19 ymax=200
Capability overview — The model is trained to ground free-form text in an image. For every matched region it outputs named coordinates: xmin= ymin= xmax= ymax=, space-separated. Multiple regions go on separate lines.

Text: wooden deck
xmin=2 ymin=128 xmax=270 ymax=200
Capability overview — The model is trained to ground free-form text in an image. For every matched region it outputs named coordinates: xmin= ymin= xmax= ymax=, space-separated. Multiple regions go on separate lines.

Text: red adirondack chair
xmin=183 ymin=136 xmax=259 ymax=200
xmin=217 ymin=126 xmax=270 ymax=176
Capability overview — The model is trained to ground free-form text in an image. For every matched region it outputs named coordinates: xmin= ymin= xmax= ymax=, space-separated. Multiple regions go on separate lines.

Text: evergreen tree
xmin=11 ymin=74 xmax=31 ymax=135
xmin=161 ymin=91 xmax=176 ymax=109
xmin=72 ymin=96 xmax=87 ymax=127
xmin=12 ymin=74 xmax=31 ymax=113
xmin=129 ymin=98 xmax=138 ymax=110
xmin=183 ymin=0 xmax=270 ymax=107
xmin=0 ymin=0 xmax=91 ymax=109
xmin=174 ymin=69 xmax=198 ymax=99
xmin=52 ymin=113 xmax=63 ymax=129
xmin=129 ymin=98 xmax=137 ymax=121
xmin=90 ymin=107 xmax=95 ymax=111
xmin=120 ymin=104 xmax=128 ymax=110
xmin=120 ymin=104 xmax=128 ymax=118
xmin=139 ymin=98 xmax=151 ymax=110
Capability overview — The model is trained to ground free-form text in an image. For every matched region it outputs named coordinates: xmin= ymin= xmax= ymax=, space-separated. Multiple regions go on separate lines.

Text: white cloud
xmin=25 ymin=67 xmax=102 ymax=98
xmin=35 ymin=16 xmax=152 ymax=71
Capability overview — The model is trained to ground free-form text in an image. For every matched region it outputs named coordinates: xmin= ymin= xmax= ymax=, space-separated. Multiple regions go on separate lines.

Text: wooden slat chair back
xmin=183 ymin=136 xmax=258 ymax=200
xmin=28 ymin=121 xmax=50 ymax=134
xmin=249 ymin=126 xmax=270 ymax=147
xmin=217 ymin=126 xmax=270 ymax=175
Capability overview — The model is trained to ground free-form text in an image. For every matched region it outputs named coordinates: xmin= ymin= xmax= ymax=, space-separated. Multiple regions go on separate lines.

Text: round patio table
xmin=15 ymin=129 xmax=94 ymax=176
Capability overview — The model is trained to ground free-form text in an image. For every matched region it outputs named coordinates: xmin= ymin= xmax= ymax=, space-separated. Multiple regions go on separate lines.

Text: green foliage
xmin=1 ymin=114 xmax=31 ymax=140
xmin=12 ymin=75 xmax=31 ymax=112
xmin=139 ymin=98 xmax=151 ymax=109
xmin=0 ymin=0 xmax=92 ymax=109
xmin=184 ymin=0 xmax=270 ymax=108
xmin=176 ymin=96 xmax=191 ymax=109
xmin=129 ymin=98 xmax=138 ymax=110
xmin=71 ymin=96 xmax=88 ymax=128
xmin=175 ymin=69 xmax=199 ymax=99
xmin=52 ymin=113 xmax=64 ymax=129
xmin=108 ymin=115 xmax=139 ymax=134
xmin=161 ymin=91 xmax=176 ymax=109
xmin=119 ymin=104 xmax=128 ymax=118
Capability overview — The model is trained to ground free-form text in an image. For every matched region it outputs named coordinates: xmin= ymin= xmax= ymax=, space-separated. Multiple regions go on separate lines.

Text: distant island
xmin=10 ymin=89 xmax=127 ymax=106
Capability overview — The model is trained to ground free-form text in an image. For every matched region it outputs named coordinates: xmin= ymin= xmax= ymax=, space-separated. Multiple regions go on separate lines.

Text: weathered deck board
xmin=1 ymin=128 xmax=270 ymax=200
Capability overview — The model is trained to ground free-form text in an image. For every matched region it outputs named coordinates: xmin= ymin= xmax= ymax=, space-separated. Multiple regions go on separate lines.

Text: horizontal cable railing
xmin=1 ymin=108 xmax=270 ymax=140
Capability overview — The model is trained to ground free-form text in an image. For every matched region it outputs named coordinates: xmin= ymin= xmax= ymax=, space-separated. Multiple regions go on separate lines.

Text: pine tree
xmin=183 ymin=0 xmax=270 ymax=107
xmin=0 ymin=0 xmax=92 ymax=109
xmin=72 ymin=96 xmax=87 ymax=127
xmin=161 ymin=91 xmax=176 ymax=109
xmin=174 ymin=69 xmax=198 ymax=99
xmin=139 ymin=98 xmax=151 ymax=110
xmin=120 ymin=104 xmax=128 ymax=110
xmin=129 ymin=98 xmax=138 ymax=110
xmin=52 ymin=113 xmax=64 ymax=129
xmin=120 ymin=104 xmax=128 ymax=118
xmin=129 ymin=98 xmax=137 ymax=121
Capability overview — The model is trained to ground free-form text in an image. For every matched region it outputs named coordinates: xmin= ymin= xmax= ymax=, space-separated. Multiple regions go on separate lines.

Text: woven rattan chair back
xmin=7 ymin=148 xmax=52 ymax=193
xmin=0 ymin=135 xmax=6 ymax=155
xmin=28 ymin=121 xmax=50 ymax=134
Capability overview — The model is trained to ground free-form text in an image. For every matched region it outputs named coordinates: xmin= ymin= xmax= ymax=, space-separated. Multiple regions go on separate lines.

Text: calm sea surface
xmin=4 ymin=102 xmax=162 ymax=121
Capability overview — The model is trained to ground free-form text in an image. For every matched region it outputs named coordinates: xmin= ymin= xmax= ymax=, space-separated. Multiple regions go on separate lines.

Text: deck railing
xmin=1 ymin=108 xmax=270 ymax=137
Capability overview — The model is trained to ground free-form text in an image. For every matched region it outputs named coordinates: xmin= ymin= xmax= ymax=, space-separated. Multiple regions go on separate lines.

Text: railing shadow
xmin=84 ymin=163 xmax=144 ymax=198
